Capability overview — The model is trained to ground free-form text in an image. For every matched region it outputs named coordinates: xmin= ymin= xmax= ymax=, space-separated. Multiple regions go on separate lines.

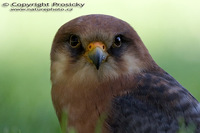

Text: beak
xmin=87 ymin=42 xmax=108 ymax=70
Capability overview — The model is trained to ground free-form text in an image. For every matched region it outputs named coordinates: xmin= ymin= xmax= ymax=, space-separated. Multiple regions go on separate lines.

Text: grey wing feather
xmin=107 ymin=72 xmax=200 ymax=133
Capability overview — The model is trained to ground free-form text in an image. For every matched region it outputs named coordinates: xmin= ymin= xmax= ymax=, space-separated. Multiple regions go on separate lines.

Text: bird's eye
xmin=113 ymin=36 xmax=122 ymax=48
xmin=69 ymin=35 xmax=80 ymax=48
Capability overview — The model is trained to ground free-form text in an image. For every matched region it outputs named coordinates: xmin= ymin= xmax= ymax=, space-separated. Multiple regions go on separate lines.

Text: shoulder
xmin=106 ymin=71 xmax=200 ymax=132
xmin=107 ymin=93 xmax=179 ymax=133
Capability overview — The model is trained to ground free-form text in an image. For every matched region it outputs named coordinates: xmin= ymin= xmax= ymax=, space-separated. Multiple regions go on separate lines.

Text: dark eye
xmin=113 ymin=36 xmax=122 ymax=48
xmin=69 ymin=35 xmax=80 ymax=48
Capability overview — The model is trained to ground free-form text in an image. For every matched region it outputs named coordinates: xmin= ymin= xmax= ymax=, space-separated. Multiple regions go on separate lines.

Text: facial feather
xmin=51 ymin=50 xmax=143 ymax=88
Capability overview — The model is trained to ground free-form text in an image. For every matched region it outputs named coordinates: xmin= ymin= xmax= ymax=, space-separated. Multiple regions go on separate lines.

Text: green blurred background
xmin=0 ymin=0 xmax=200 ymax=133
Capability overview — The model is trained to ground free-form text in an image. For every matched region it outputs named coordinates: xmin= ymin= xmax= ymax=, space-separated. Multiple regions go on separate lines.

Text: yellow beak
xmin=87 ymin=42 xmax=108 ymax=69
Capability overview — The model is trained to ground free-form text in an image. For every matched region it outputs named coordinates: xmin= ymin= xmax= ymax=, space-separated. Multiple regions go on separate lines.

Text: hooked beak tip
xmin=88 ymin=47 xmax=107 ymax=70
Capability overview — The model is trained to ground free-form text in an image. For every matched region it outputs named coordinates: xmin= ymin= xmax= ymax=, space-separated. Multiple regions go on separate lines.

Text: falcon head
xmin=50 ymin=14 xmax=156 ymax=87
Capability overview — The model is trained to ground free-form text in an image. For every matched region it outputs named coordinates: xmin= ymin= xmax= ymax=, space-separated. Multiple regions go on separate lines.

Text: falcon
xmin=50 ymin=14 xmax=200 ymax=133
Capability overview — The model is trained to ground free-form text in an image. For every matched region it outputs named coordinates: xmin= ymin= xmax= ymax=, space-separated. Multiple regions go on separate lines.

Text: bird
xmin=50 ymin=14 xmax=200 ymax=133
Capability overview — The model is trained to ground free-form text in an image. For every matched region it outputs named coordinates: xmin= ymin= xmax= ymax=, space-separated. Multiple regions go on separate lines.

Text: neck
xmin=51 ymin=73 xmax=138 ymax=133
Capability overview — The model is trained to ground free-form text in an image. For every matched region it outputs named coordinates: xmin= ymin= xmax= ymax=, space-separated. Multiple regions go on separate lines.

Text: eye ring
xmin=113 ymin=35 xmax=122 ymax=48
xmin=69 ymin=35 xmax=80 ymax=48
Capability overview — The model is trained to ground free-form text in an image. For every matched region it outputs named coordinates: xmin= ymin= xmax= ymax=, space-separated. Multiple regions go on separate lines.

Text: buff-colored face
xmin=50 ymin=14 xmax=152 ymax=86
